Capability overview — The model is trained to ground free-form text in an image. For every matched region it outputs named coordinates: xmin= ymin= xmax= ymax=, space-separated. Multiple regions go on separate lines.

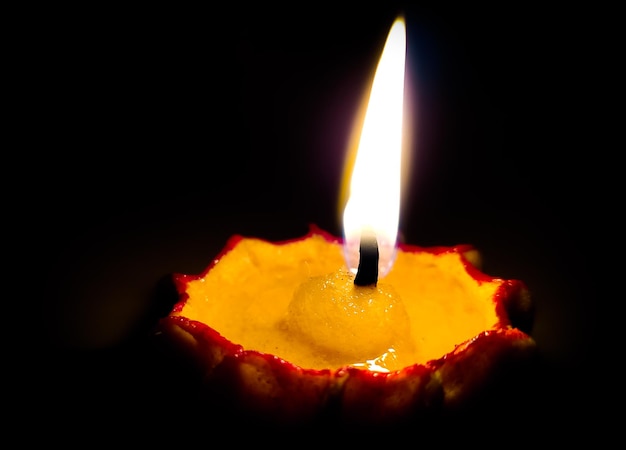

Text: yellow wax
xmin=177 ymin=232 xmax=501 ymax=372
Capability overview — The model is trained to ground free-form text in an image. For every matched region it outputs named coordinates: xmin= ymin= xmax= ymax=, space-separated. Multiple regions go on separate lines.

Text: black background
xmin=19 ymin=2 xmax=604 ymax=441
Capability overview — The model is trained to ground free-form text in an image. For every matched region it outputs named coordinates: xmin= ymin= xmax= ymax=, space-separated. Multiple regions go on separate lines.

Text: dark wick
xmin=354 ymin=230 xmax=379 ymax=286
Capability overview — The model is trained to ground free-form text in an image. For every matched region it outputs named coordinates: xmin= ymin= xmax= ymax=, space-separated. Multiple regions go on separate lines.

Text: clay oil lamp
xmin=157 ymin=16 xmax=536 ymax=428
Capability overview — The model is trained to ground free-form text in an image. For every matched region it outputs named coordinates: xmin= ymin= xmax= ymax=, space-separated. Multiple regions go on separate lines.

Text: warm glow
xmin=342 ymin=17 xmax=406 ymax=278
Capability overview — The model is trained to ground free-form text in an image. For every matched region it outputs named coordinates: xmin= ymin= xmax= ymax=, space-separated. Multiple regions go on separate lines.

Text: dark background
xmin=19 ymin=2 xmax=603 ymax=440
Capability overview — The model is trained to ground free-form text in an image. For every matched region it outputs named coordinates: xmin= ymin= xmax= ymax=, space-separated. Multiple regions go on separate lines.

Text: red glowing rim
xmin=162 ymin=224 xmax=533 ymax=378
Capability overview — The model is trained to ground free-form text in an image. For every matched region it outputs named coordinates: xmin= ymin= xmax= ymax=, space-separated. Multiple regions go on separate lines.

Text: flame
xmin=342 ymin=17 xmax=407 ymax=278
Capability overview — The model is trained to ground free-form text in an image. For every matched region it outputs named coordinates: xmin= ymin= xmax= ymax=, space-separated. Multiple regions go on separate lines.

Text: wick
xmin=354 ymin=229 xmax=379 ymax=286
